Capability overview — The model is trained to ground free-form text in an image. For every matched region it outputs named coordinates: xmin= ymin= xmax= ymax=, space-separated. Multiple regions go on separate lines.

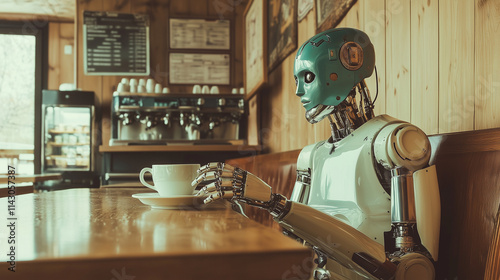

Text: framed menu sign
xmin=169 ymin=53 xmax=230 ymax=85
xmin=83 ymin=11 xmax=150 ymax=75
xmin=169 ymin=18 xmax=230 ymax=50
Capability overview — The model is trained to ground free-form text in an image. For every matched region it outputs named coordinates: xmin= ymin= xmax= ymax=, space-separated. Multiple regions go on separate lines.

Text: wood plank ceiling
xmin=0 ymin=0 xmax=75 ymax=20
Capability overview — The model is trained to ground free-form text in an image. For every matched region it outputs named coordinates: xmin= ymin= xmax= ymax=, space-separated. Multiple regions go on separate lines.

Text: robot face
xmin=293 ymin=28 xmax=376 ymax=122
xmin=294 ymin=59 xmax=321 ymax=112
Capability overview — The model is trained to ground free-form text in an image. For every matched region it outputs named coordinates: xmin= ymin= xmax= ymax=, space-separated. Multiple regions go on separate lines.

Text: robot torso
xmin=292 ymin=114 xmax=406 ymax=244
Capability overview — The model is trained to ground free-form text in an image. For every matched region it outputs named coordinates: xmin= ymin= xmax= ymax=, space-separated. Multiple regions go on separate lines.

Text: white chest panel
xmin=297 ymin=115 xmax=404 ymax=243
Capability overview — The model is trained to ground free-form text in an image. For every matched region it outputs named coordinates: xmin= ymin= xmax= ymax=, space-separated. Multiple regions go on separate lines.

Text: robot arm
xmin=193 ymin=162 xmax=396 ymax=279
xmin=374 ymin=123 xmax=441 ymax=262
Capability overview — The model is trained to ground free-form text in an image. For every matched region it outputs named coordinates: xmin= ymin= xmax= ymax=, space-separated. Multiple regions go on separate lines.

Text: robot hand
xmin=192 ymin=162 xmax=275 ymax=207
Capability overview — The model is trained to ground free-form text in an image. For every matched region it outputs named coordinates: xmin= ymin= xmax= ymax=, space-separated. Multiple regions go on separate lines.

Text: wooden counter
xmin=0 ymin=188 xmax=312 ymax=279
xmin=0 ymin=173 xmax=61 ymax=184
xmin=99 ymin=144 xmax=262 ymax=153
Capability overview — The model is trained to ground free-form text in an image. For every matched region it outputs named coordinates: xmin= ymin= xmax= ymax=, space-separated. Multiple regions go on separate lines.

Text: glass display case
xmin=43 ymin=106 xmax=91 ymax=171
xmin=41 ymin=90 xmax=98 ymax=188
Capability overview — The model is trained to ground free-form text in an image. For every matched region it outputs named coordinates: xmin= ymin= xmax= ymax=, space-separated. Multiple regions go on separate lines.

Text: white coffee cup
xmin=139 ymin=78 xmax=146 ymax=87
xmin=201 ymin=85 xmax=210 ymax=94
xmin=129 ymin=78 xmax=138 ymax=87
xmin=139 ymin=164 xmax=200 ymax=196
xmin=117 ymin=82 xmax=125 ymax=93
xmin=210 ymin=86 xmax=219 ymax=94
xmin=146 ymin=78 xmax=155 ymax=93
xmin=155 ymin=83 xmax=162 ymax=93
xmin=192 ymin=85 xmax=201 ymax=94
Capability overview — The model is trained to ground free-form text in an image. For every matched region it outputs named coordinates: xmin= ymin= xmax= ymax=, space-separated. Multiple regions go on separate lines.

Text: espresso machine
xmin=110 ymin=92 xmax=245 ymax=145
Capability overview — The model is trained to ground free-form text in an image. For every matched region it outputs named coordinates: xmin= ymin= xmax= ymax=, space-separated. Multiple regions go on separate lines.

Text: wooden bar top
xmin=0 ymin=188 xmax=312 ymax=279
xmin=99 ymin=144 xmax=262 ymax=153
xmin=0 ymin=173 xmax=61 ymax=184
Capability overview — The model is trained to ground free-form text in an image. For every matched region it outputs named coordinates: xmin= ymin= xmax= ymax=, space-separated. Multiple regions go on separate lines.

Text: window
xmin=0 ymin=21 xmax=47 ymax=174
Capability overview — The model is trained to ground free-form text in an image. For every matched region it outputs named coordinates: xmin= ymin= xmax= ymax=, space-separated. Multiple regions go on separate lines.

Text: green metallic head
xmin=294 ymin=28 xmax=375 ymax=123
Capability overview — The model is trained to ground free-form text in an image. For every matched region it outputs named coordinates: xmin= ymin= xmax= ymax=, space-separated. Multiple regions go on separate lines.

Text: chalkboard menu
xmin=83 ymin=11 xmax=150 ymax=75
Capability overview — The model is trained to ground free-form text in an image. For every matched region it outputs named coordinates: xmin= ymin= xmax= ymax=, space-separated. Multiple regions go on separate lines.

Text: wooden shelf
xmin=48 ymin=142 xmax=90 ymax=146
xmin=99 ymin=144 xmax=261 ymax=153
xmin=113 ymin=92 xmax=244 ymax=98
xmin=48 ymin=130 xmax=90 ymax=134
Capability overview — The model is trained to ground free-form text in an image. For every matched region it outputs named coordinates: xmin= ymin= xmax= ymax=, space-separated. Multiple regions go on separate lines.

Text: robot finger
xmin=203 ymin=192 xmax=223 ymax=204
xmin=191 ymin=171 xmax=218 ymax=187
xmin=218 ymin=170 xmax=235 ymax=179
xmin=197 ymin=162 xmax=222 ymax=174
xmin=196 ymin=179 xmax=233 ymax=196
xmin=196 ymin=183 xmax=217 ymax=196
xmin=203 ymin=191 xmax=233 ymax=204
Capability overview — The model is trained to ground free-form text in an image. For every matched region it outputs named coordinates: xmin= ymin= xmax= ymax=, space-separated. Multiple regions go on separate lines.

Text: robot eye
xmin=294 ymin=76 xmax=298 ymax=86
xmin=305 ymin=72 xmax=315 ymax=83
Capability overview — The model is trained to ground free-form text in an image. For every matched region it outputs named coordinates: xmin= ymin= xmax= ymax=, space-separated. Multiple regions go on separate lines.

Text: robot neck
xmin=328 ymin=80 xmax=375 ymax=142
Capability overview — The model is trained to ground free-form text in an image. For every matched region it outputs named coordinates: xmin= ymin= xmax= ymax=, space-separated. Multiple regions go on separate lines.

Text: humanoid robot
xmin=193 ymin=28 xmax=441 ymax=280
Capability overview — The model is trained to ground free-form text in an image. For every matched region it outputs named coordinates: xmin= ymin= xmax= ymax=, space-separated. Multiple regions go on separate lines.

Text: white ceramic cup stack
xmin=117 ymin=78 xmax=130 ymax=93
xmin=129 ymin=79 xmax=138 ymax=93
xmin=210 ymin=86 xmax=219 ymax=94
xmin=192 ymin=85 xmax=202 ymax=94
xmin=155 ymin=83 xmax=162 ymax=93
xmin=146 ymin=78 xmax=155 ymax=93
xmin=139 ymin=164 xmax=200 ymax=197
xmin=201 ymin=85 xmax=210 ymax=94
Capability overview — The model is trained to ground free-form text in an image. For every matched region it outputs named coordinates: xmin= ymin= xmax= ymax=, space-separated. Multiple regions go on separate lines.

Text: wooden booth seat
xmin=226 ymin=128 xmax=500 ymax=280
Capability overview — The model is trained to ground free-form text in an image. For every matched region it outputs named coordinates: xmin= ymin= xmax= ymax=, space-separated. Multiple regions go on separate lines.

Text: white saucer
xmin=132 ymin=193 xmax=207 ymax=209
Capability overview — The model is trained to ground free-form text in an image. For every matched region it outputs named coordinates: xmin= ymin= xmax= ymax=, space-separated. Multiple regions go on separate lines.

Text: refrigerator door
xmin=42 ymin=105 xmax=93 ymax=172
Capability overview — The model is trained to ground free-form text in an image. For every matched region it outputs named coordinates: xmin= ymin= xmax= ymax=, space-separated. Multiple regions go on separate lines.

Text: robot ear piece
xmin=340 ymin=42 xmax=364 ymax=71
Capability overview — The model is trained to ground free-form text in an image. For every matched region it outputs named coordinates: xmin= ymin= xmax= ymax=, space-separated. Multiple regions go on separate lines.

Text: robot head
xmin=294 ymin=28 xmax=375 ymax=123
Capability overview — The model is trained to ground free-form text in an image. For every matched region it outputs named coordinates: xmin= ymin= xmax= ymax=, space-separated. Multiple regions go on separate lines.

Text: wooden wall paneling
xmin=297 ymin=8 xmax=322 ymax=147
xmin=58 ymin=23 xmax=75 ymax=86
xmin=438 ymin=0 xmax=475 ymax=133
xmin=475 ymin=0 xmax=500 ymax=130
xmin=385 ymin=0 xmax=411 ymax=122
xmin=363 ymin=0 xmax=386 ymax=117
xmin=233 ymin=1 xmax=246 ymax=88
xmin=48 ymin=22 xmax=61 ymax=90
xmin=410 ymin=0 xmax=438 ymax=135
xmin=280 ymin=59 xmax=290 ymax=151
xmin=170 ymin=0 xmax=191 ymax=16
xmin=247 ymin=93 xmax=259 ymax=146
xmin=48 ymin=22 xmax=75 ymax=90
xmin=336 ymin=0 xmax=363 ymax=29
xmin=263 ymin=64 xmax=283 ymax=153
xmin=189 ymin=0 xmax=209 ymax=17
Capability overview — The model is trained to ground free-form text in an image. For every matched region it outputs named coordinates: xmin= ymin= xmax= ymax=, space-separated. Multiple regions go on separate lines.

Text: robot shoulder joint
xmin=373 ymin=123 xmax=431 ymax=171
